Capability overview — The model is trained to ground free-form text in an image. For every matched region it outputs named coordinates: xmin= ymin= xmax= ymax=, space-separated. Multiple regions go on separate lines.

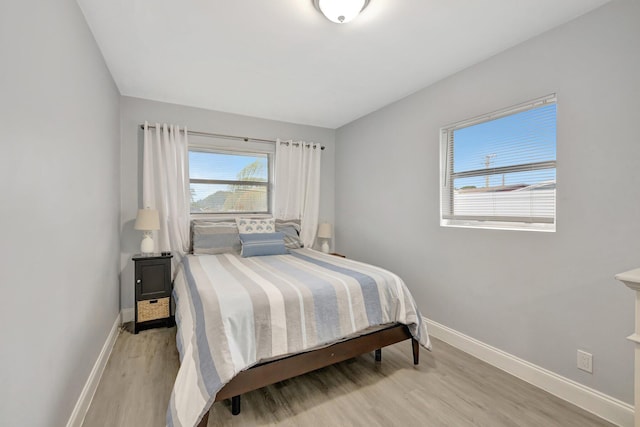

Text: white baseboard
xmin=121 ymin=307 xmax=134 ymax=323
xmin=66 ymin=313 xmax=122 ymax=427
xmin=425 ymin=317 xmax=634 ymax=427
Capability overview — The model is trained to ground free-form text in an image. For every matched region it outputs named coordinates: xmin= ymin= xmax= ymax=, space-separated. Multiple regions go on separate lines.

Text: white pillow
xmin=235 ymin=217 xmax=275 ymax=234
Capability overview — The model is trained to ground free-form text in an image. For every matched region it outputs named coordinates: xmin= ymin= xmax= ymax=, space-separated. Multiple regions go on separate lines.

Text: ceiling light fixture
xmin=312 ymin=0 xmax=371 ymax=24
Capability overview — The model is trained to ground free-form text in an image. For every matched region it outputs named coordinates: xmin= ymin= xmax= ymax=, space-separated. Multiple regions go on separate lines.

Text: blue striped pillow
xmin=192 ymin=220 xmax=240 ymax=254
xmin=275 ymin=219 xmax=303 ymax=249
xmin=239 ymin=232 xmax=289 ymax=257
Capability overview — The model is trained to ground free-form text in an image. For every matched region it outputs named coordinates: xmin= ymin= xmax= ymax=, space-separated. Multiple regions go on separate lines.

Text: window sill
xmin=440 ymin=219 xmax=555 ymax=233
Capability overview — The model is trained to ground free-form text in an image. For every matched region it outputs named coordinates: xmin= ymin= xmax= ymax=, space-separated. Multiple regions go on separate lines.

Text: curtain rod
xmin=139 ymin=124 xmax=325 ymax=150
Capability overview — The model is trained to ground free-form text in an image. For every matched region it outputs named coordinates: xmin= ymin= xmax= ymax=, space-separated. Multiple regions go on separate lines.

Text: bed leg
xmin=374 ymin=348 xmax=382 ymax=362
xmin=231 ymin=395 xmax=241 ymax=415
xmin=412 ymin=338 xmax=419 ymax=365
xmin=197 ymin=411 xmax=209 ymax=427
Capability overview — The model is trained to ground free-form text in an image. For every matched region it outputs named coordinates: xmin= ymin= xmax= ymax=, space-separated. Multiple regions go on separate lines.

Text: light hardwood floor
xmin=82 ymin=325 xmax=613 ymax=427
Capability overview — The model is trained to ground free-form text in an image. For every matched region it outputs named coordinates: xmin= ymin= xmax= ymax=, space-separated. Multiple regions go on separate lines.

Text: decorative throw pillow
xmin=236 ymin=217 xmax=275 ymax=234
xmin=192 ymin=220 xmax=241 ymax=254
xmin=275 ymin=219 xmax=303 ymax=249
xmin=239 ymin=232 xmax=288 ymax=257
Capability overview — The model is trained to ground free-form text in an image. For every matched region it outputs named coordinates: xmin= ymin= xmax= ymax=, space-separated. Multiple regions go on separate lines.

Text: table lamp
xmin=317 ymin=223 xmax=332 ymax=254
xmin=134 ymin=208 xmax=160 ymax=255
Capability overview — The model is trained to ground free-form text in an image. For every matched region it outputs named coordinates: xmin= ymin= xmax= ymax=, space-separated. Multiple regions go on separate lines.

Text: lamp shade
xmin=317 ymin=223 xmax=332 ymax=239
xmin=314 ymin=0 xmax=370 ymax=24
xmin=134 ymin=209 xmax=160 ymax=231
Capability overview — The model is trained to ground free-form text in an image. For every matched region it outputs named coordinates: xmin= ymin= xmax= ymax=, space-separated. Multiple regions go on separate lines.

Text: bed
xmin=167 ymin=223 xmax=430 ymax=427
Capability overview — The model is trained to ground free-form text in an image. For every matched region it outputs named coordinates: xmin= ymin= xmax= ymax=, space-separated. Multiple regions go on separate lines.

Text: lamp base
xmin=321 ymin=240 xmax=329 ymax=254
xmin=140 ymin=233 xmax=154 ymax=254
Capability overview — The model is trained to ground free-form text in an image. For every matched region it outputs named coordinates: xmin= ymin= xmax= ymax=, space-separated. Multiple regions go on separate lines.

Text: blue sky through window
xmin=189 ymin=151 xmax=267 ymax=182
xmin=452 ymin=104 xmax=556 ymax=189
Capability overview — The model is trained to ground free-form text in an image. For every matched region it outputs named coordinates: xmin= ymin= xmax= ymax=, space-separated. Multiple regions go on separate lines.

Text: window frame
xmin=440 ymin=94 xmax=557 ymax=232
xmin=188 ymin=144 xmax=274 ymax=216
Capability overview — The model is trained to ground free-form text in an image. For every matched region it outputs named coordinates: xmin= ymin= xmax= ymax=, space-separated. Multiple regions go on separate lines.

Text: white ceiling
xmin=77 ymin=0 xmax=611 ymax=129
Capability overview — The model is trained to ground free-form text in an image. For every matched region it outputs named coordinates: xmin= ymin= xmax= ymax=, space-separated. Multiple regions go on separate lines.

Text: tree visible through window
xmin=189 ymin=150 xmax=270 ymax=214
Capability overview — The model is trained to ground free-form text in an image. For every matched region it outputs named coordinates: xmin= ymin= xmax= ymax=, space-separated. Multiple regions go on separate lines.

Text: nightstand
xmin=132 ymin=253 xmax=173 ymax=334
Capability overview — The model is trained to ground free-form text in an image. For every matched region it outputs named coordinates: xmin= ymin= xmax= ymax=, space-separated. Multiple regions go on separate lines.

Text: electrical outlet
xmin=577 ymin=350 xmax=593 ymax=373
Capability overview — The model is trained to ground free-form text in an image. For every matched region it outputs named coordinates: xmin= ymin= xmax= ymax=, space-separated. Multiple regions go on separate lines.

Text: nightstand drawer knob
xmin=136 ymin=279 xmax=141 ymax=284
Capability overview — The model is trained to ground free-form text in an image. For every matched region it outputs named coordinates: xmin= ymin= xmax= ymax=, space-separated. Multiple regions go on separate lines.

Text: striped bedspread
xmin=167 ymin=249 xmax=430 ymax=427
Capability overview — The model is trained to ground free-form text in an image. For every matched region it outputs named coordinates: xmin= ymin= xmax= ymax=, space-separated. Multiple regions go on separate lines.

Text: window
xmin=189 ymin=150 xmax=271 ymax=214
xmin=440 ymin=94 xmax=557 ymax=232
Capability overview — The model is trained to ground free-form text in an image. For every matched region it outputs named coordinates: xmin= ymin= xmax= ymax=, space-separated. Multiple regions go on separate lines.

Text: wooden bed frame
xmin=197 ymin=323 xmax=419 ymax=426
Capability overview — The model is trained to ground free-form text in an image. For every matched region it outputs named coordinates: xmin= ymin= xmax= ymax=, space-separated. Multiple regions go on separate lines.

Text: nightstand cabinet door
xmin=133 ymin=254 xmax=172 ymax=333
xmin=136 ymin=259 xmax=170 ymax=300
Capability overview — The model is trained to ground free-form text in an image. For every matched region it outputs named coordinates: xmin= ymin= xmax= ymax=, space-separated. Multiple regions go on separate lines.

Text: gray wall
xmin=0 ymin=0 xmax=121 ymax=426
xmin=335 ymin=0 xmax=639 ymax=404
xmin=120 ymin=96 xmax=336 ymax=312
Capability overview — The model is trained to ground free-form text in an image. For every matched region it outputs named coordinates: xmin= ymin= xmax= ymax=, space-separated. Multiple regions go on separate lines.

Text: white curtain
xmin=142 ymin=122 xmax=190 ymax=265
xmin=274 ymin=139 xmax=322 ymax=248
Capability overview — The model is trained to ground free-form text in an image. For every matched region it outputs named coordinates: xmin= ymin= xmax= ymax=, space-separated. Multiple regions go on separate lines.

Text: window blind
xmin=440 ymin=94 xmax=557 ymax=231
